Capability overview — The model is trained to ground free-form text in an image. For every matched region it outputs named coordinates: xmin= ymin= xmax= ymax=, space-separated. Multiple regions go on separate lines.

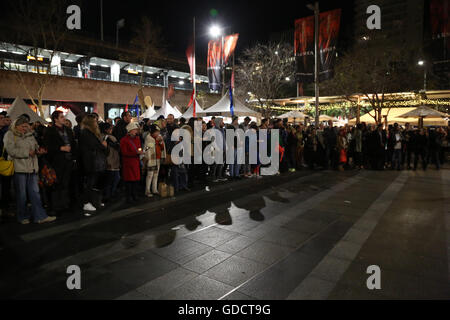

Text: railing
xmin=1 ymin=59 xmax=212 ymax=93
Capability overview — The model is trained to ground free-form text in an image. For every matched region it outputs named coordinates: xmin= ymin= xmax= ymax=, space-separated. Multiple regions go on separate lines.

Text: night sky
xmin=0 ymin=0 xmax=354 ymax=61
xmin=81 ymin=0 xmax=354 ymax=58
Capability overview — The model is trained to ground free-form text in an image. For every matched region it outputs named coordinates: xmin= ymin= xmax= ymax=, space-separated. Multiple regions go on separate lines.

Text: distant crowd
xmin=0 ymin=110 xmax=448 ymax=225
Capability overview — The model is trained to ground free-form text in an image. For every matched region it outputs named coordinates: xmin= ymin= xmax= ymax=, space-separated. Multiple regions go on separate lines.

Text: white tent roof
xmin=65 ymin=109 xmax=77 ymax=126
xmin=150 ymin=101 xmax=182 ymax=120
xmin=182 ymin=100 xmax=205 ymax=119
xmin=197 ymin=94 xmax=261 ymax=118
xmin=140 ymin=107 xmax=156 ymax=120
xmin=7 ymin=97 xmax=47 ymax=124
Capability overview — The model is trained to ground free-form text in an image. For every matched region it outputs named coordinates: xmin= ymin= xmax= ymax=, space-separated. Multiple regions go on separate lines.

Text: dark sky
xmin=81 ymin=0 xmax=354 ymax=58
xmin=0 ymin=0 xmax=354 ymax=61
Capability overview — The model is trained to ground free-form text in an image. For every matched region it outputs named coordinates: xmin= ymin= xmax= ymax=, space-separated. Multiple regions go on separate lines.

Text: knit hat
xmin=126 ymin=122 xmax=140 ymax=133
xmin=15 ymin=116 xmax=30 ymax=127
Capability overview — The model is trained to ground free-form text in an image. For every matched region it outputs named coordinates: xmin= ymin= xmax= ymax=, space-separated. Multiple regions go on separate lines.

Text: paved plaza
xmin=0 ymin=167 xmax=449 ymax=300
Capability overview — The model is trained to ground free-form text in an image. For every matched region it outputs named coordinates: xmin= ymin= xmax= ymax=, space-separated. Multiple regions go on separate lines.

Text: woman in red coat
xmin=120 ymin=122 xmax=143 ymax=203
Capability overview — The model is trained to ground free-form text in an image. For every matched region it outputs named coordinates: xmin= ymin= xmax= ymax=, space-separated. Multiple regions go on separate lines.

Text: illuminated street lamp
xmin=418 ymin=60 xmax=427 ymax=92
xmin=209 ymin=25 xmax=221 ymax=38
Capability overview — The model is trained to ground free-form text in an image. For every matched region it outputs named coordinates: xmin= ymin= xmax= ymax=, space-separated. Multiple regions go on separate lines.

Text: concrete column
xmin=95 ymin=100 xmax=105 ymax=120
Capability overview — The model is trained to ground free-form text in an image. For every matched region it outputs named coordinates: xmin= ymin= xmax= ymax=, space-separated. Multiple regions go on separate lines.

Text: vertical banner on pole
xmin=208 ymin=40 xmax=222 ymax=91
xmin=294 ymin=9 xmax=341 ymax=83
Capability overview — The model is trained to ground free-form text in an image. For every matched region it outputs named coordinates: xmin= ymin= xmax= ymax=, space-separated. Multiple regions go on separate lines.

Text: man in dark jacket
xmin=112 ymin=111 xmax=132 ymax=142
xmin=414 ymin=128 xmax=428 ymax=171
xmin=44 ymin=111 xmax=77 ymax=215
xmin=323 ymin=120 xmax=338 ymax=169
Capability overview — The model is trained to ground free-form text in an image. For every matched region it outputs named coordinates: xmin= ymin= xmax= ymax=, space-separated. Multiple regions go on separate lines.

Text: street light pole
xmin=313 ymin=1 xmax=320 ymax=127
xmin=423 ymin=66 xmax=427 ymax=92
xmin=100 ymin=0 xmax=104 ymax=41
xmin=221 ymin=34 xmax=225 ymax=96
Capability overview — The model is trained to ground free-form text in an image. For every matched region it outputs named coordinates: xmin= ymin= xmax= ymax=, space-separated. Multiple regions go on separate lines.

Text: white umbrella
xmin=399 ymin=105 xmax=447 ymax=128
xmin=399 ymin=105 xmax=447 ymax=118
xmin=278 ymin=110 xmax=306 ymax=119
xmin=319 ymin=114 xmax=338 ymax=122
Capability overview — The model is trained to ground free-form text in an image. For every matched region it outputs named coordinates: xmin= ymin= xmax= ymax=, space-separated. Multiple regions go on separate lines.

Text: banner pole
xmin=193 ymin=17 xmax=196 ymax=117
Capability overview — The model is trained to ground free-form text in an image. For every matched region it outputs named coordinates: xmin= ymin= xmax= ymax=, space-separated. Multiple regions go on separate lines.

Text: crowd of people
xmin=0 ymin=110 xmax=448 ymax=225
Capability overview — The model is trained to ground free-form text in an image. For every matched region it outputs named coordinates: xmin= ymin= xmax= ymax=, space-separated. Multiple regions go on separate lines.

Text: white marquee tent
xmin=6 ymin=97 xmax=47 ymax=124
xmin=150 ymin=101 xmax=182 ymax=120
xmin=182 ymin=100 xmax=205 ymax=119
xmin=196 ymin=94 xmax=261 ymax=118
xmin=140 ymin=107 xmax=156 ymax=120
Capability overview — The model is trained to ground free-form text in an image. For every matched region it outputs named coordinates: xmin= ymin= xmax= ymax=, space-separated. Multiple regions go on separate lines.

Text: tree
xmin=128 ymin=16 xmax=165 ymax=113
xmin=322 ymin=35 xmax=422 ymax=124
xmin=0 ymin=0 xmax=72 ymax=118
xmin=235 ymin=42 xmax=295 ymax=118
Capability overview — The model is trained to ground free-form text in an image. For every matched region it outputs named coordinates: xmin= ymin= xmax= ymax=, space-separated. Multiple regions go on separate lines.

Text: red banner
xmin=294 ymin=9 xmax=341 ymax=83
xmin=223 ymin=34 xmax=239 ymax=64
xmin=186 ymin=43 xmax=195 ymax=84
xmin=207 ymin=40 xmax=222 ymax=91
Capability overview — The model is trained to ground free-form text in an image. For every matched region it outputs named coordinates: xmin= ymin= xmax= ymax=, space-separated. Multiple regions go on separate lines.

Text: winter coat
xmin=44 ymin=125 xmax=77 ymax=170
xmin=112 ymin=120 xmax=129 ymax=142
xmin=102 ymin=134 xmax=121 ymax=171
xmin=79 ymin=128 xmax=107 ymax=174
xmin=120 ymin=134 xmax=142 ymax=181
xmin=144 ymin=134 xmax=166 ymax=169
xmin=4 ymin=124 xmax=39 ymax=173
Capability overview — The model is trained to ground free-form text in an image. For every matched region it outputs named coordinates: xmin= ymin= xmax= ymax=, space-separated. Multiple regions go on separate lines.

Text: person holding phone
xmin=4 ymin=116 xmax=56 ymax=224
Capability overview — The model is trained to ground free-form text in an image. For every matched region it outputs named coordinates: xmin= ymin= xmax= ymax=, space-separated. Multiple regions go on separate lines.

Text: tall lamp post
xmin=210 ymin=25 xmax=225 ymax=95
xmin=418 ymin=60 xmax=427 ymax=93
xmin=307 ymin=2 xmax=320 ymax=126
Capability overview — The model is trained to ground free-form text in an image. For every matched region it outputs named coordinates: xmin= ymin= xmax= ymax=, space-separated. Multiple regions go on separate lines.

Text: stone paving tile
xmin=281 ymin=217 xmax=331 ymax=235
xmin=297 ymin=235 xmax=342 ymax=258
xmin=185 ymin=227 xmax=240 ymax=247
xmin=238 ymin=251 xmax=323 ymax=300
xmin=103 ymin=250 xmax=178 ymax=289
xmin=135 ymin=267 xmax=198 ymax=299
xmin=287 ymin=276 xmax=336 ymax=300
xmin=260 ymin=228 xmax=311 ymax=248
xmin=235 ymin=241 xmax=293 ymax=265
xmin=160 ymin=275 xmax=234 ymax=300
xmin=333 ymin=260 xmax=450 ymax=300
xmin=151 ymin=238 xmax=214 ymax=265
xmin=216 ymin=235 xmax=258 ymax=255
xmin=183 ymin=250 xmax=232 ymax=274
xmin=363 ymin=231 xmax=447 ymax=260
xmin=328 ymin=240 xmax=363 ymax=261
xmin=328 ymin=283 xmax=389 ymax=300
xmin=300 ymin=209 xmax=341 ymax=224
xmin=77 ymin=271 xmax=134 ymax=300
xmin=355 ymin=245 xmax=449 ymax=283
xmin=221 ymin=291 xmax=258 ymax=300
xmin=309 ymin=256 xmax=352 ymax=283
xmin=203 ymin=255 xmax=268 ymax=287
xmin=116 ymin=290 xmax=149 ymax=300
xmin=240 ymin=223 xmax=279 ymax=240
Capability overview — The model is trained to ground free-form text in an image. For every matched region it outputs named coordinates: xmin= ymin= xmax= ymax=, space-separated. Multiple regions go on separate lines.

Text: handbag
xmin=339 ymin=149 xmax=348 ymax=164
xmin=0 ymin=148 xmax=14 ymax=176
xmin=39 ymin=161 xmax=57 ymax=187
xmin=158 ymin=182 xmax=168 ymax=198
